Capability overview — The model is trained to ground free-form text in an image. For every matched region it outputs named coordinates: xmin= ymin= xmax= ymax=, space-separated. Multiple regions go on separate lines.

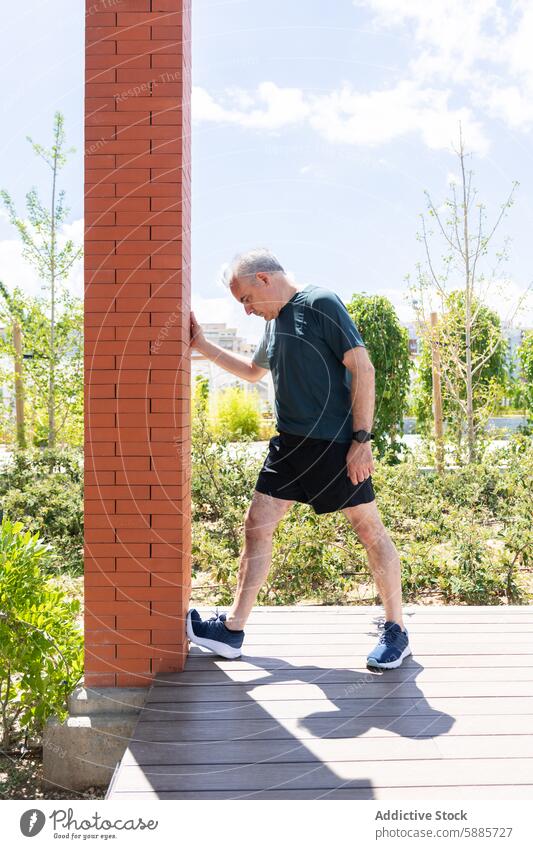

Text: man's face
xmin=230 ymin=274 xmax=280 ymax=320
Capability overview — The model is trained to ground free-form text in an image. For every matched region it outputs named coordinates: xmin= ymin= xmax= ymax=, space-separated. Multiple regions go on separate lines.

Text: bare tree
xmin=408 ymin=125 xmax=531 ymax=464
xmin=1 ymin=112 xmax=82 ymax=450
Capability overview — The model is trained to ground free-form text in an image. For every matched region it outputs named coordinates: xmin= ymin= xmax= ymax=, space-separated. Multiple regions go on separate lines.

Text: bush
xmin=211 ymin=386 xmax=261 ymax=440
xmin=0 ymin=518 xmax=83 ymax=751
xmin=0 ymin=448 xmax=83 ymax=574
xmin=191 ymin=425 xmax=532 ymax=607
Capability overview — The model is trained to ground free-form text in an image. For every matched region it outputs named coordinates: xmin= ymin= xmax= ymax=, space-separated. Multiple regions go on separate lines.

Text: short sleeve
xmin=252 ymin=327 xmax=271 ymax=370
xmin=311 ymin=291 xmax=366 ymax=360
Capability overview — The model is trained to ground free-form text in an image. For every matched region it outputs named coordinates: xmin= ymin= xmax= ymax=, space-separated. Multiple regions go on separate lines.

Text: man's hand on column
xmin=190 ymin=310 xmax=206 ymax=350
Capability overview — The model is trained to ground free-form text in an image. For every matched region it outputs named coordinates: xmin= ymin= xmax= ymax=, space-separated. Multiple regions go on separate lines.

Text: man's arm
xmin=343 ymin=345 xmax=375 ymax=433
xmin=343 ymin=346 xmax=376 ymax=484
xmin=190 ymin=311 xmax=267 ymax=383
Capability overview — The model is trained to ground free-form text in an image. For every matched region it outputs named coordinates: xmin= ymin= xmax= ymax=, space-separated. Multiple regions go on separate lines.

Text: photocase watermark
xmin=86 ymin=0 xmax=122 ymax=16
xmin=85 ymin=136 xmax=107 ymax=156
xmin=20 ymin=809 xmax=46 ymax=837
xmin=151 ymin=310 xmax=179 ymax=354
xmin=19 ymin=807 xmax=159 ymax=838
xmin=42 ymin=736 xmax=66 ymax=760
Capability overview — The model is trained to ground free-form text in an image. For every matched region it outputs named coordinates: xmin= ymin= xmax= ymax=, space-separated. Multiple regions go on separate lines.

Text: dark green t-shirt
xmin=252 ymin=284 xmax=366 ymax=442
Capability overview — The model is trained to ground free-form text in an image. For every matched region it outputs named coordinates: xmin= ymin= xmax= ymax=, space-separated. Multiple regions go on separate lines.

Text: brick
xmin=86 ymin=543 xmax=150 ymax=558
xmin=111 ymin=0 xmax=151 ymax=10
xmin=85 ymin=557 xmax=116 ymax=572
xmin=86 ymin=485 xmax=149 ymax=500
xmin=116 ymin=154 xmax=179 ymax=168
xmin=116 ymin=673 xmax=151 ymax=687
xmin=85 ymin=183 xmax=116 ymax=197
xmin=85 ymin=587 xmax=116 ymax=602
xmin=86 ymin=212 xmax=116 ymax=226
xmin=151 ymin=656 xmax=185 ymax=674
xmin=87 ymin=226 xmax=150 ymax=240
xmin=86 ymin=111 xmax=150 ymax=127
xmin=116 ymin=587 xmax=182 ymax=602
xmin=151 ymin=26 xmax=182 ymax=41
xmin=115 ymin=39 xmax=171 ymax=54
xmin=85 ymin=470 xmax=115 ymax=484
xmin=117 ymin=12 xmax=182 ymax=26
xmin=84 ymin=13 xmax=117 ymax=27
xmin=117 ymin=69 xmax=182 ymax=85
xmin=116 ymin=124 xmax=182 ymax=140
xmin=86 ymin=26 xmax=151 ymax=41
xmin=152 ymin=0 xmax=187 ymax=10
xmin=85 ymin=629 xmax=151 ymax=646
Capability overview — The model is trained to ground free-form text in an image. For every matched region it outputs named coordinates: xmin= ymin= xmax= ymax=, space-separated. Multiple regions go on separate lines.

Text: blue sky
xmin=1 ymin=0 xmax=532 ymax=344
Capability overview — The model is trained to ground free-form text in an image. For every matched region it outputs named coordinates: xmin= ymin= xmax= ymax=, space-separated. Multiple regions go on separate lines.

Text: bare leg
xmin=224 ymin=491 xmax=294 ymax=631
xmin=342 ymin=501 xmax=405 ymax=630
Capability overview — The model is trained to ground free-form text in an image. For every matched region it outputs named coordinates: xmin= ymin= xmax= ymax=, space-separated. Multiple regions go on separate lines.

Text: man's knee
xmin=346 ymin=507 xmax=387 ymax=549
xmin=244 ymin=505 xmax=277 ymax=542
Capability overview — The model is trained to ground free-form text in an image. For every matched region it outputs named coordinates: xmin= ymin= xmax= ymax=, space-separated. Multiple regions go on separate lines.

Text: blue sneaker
xmin=186 ymin=608 xmax=244 ymax=659
xmin=366 ymin=621 xmax=411 ymax=669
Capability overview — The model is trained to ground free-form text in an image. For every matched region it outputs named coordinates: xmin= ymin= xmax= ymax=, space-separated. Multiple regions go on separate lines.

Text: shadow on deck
xmin=107 ymin=605 xmax=533 ymax=800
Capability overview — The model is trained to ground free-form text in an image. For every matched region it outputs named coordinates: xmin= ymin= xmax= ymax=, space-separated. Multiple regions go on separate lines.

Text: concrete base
xmin=43 ymin=686 xmax=147 ymax=792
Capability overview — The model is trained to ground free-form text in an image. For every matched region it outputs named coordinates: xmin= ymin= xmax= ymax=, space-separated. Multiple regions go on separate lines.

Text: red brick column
xmin=84 ymin=0 xmax=192 ymax=687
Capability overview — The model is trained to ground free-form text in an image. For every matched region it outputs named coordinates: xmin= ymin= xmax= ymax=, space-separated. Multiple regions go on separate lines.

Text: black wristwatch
xmin=352 ymin=430 xmax=374 ymax=443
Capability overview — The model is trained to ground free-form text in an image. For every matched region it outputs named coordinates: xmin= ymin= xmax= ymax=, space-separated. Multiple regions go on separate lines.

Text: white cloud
xmin=192 ymin=82 xmax=310 ymax=130
xmin=193 ymin=80 xmax=489 ymax=154
xmin=355 ymin=0 xmax=533 ymax=135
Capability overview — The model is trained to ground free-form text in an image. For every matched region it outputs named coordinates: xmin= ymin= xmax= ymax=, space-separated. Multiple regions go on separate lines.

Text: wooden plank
xmin=152 ymin=667 xmax=533 ymax=685
xmin=122 ymin=732 xmax=533 ymax=767
xmin=232 ymin=623 xmax=533 ymax=633
xmin=130 ymin=714 xmax=533 ymax=742
xmin=138 ymin=696 xmax=533 ymax=721
xmin=145 ymin=681 xmax=533 ymax=702
xmin=108 ymin=784 xmax=533 ymax=799
xmin=196 ymin=633 xmax=533 ymax=646
xmin=123 ymin=734 xmax=442 ymax=766
xmin=185 ymin=643 xmax=533 ymax=655
xmin=183 ymin=655 xmax=533 ymax=670
xmin=109 ymin=757 xmax=533 ymax=792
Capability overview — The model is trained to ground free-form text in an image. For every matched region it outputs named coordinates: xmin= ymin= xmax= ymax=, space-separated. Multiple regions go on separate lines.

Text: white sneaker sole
xmin=186 ymin=611 xmax=242 ymax=659
xmin=366 ymin=644 xmax=412 ymax=669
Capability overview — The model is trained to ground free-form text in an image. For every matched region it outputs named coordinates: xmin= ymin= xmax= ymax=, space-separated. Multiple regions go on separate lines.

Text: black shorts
xmin=255 ymin=431 xmax=376 ymax=514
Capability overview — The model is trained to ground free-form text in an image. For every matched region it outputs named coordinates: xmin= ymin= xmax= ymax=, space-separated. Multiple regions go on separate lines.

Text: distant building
xmin=191 ymin=323 xmax=274 ymax=409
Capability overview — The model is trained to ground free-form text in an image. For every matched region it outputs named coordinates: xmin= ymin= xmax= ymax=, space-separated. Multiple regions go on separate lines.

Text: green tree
xmin=345 ymin=293 xmax=411 ymax=462
xmin=413 ymin=290 xmax=507 ymax=460
xmin=1 ymin=112 xmax=82 ymax=450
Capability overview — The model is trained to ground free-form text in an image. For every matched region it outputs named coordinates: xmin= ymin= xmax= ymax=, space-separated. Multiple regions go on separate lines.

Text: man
xmin=186 ymin=248 xmax=411 ymax=670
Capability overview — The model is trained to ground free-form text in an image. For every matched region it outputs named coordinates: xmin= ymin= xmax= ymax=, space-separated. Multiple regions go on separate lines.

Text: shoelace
xmin=208 ymin=607 xmax=221 ymax=621
xmin=378 ymin=624 xmax=400 ymax=645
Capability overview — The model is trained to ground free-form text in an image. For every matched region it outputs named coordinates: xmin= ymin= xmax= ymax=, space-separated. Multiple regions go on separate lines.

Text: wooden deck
xmin=107 ymin=605 xmax=533 ymax=800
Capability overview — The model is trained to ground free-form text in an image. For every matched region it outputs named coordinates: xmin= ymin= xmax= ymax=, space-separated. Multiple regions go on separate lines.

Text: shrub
xmin=0 ymin=448 xmax=83 ymax=574
xmin=191 ymin=425 xmax=532 ymax=607
xmin=0 ymin=518 xmax=83 ymax=751
xmin=211 ymin=386 xmax=261 ymax=440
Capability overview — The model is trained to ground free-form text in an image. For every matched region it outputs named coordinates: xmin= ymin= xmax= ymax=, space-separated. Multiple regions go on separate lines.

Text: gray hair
xmin=220 ymin=248 xmax=285 ymax=288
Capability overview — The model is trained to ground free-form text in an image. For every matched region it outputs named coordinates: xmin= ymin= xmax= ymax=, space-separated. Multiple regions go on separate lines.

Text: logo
xmin=20 ymin=809 xmax=46 ymax=837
